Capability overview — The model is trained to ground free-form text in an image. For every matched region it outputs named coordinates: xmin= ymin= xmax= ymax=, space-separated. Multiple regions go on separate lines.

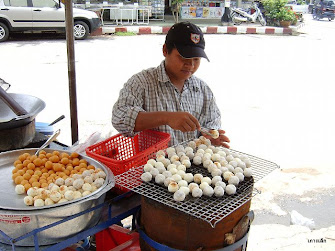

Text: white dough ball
xmin=82 ymin=183 xmax=92 ymax=192
xmin=198 ymin=144 xmax=207 ymax=150
xmin=201 ymin=177 xmax=212 ymax=185
xmin=203 ymin=186 xmax=214 ymax=197
xmin=15 ymin=184 xmax=25 ymax=194
xmin=149 ymin=168 xmax=160 ymax=178
xmin=73 ymin=191 xmax=82 ymax=199
xmin=27 ymin=187 xmax=38 ymax=197
xmin=141 ymin=172 xmax=152 ymax=182
xmin=143 ymin=163 xmax=154 ymax=172
xmin=207 ymin=163 xmax=217 ymax=173
xmin=184 ymin=147 xmax=193 ymax=153
xmin=58 ymin=198 xmax=69 ymax=204
xmin=179 ymin=186 xmax=190 ymax=196
xmin=162 ymin=170 xmax=172 ymax=178
xmin=173 ymin=190 xmax=186 ymax=202
xmin=193 ymin=173 xmax=203 ymax=184
xmin=236 ymin=172 xmax=245 ymax=182
xmin=225 ymin=184 xmax=237 ymax=195
xmin=211 ymin=168 xmax=222 ymax=177
xmin=50 ymin=191 xmax=62 ymax=202
xmin=72 ymin=174 xmax=82 ymax=180
xmin=176 ymin=170 xmax=185 ymax=178
xmin=168 ymin=181 xmax=179 ymax=193
xmin=228 ymin=176 xmax=240 ymax=186
xmin=82 ymin=170 xmax=92 ymax=178
xmin=188 ymin=182 xmax=199 ymax=192
xmin=196 ymin=149 xmax=205 ymax=155
xmin=82 ymin=191 xmax=91 ymax=197
xmin=188 ymin=141 xmax=197 ymax=150
xmin=147 ymin=159 xmax=156 ymax=166
xmin=64 ymin=190 xmax=74 ymax=200
xmin=65 ymin=177 xmax=74 ymax=187
xmin=170 ymin=155 xmax=180 ymax=163
xmin=185 ymin=151 xmax=195 ymax=160
xmin=193 ymin=156 xmax=202 ymax=165
xmin=162 ymin=158 xmax=171 ymax=167
xmin=156 ymin=150 xmax=166 ymax=157
xmin=166 ymin=147 xmax=176 ymax=155
xmin=59 ymin=185 xmax=68 ymax=194
xmin=192 ymin=187 xmax=203 ymax=198
xmin=169 ymin=167 xmax=178 ymax=175
xmin=177 ymin=164 xmax=186 ymax=172
xmin=73 ymin=179 xmax=84 ymax=190
xmin=156 ymin=165 xmax=166 ymax=174
xmin=24 ymin=196 xmax=34 ymax=206
xmin=155 ymin=174 xmax=166 ymax=185
xmin=178 ymin=180 xmax=188 ymax=187
xmin=226 ymin=155 xmax=234 ymax=162
xmin=226 ymin=164 xmax=235 ymax=172
xmin=215 ymin=181 xmax=227 ymax=190
xmin=175 ymin=145 xmax=185 ymax=152
xmin=55 ymin=178 xmax=65 ymax=186
xmin=182 ymin=159 xmax=191 ymax=168
xmin=205 ymin=148 xmax=213 ymax=155
xmin=183 ymin=173 xmax=194 ymax=183
xmin=218 ymin=151 xmax=226 ymax=157
xmin=211 ymin=176 xmax=223 ymax=186
xmin=93 ymin=178 xmax=104 ymax=188
xmin=211 ymin=153 xmax=221 ymax=162
xmin=203 ymin=159 xmax=213 ymax=169
xmin=173 ymin=161 xmax=182 ymax=167
xmin=84 ymin=176 xmax=93 ymax=184
xmin=244 ymin=168 xmax=253 ymax=177
xmin=233 ymin=167 xmax=244 ymax=174
xmin=171 ymin=174 xmax=182 ymax=183
xmin=167 ymin=164 xmax=177 ymax=171
xmin=45 ymin=198 xmax=55 ymax=206
xmin=164 ymin=177 xmax=174 ymax=187
xmin=154 ymin=161 xmax=165 ymax=169
xmin=214 ymin=186 xmax=225 ymax=197
xmin=223 ymin=171 xmax=234 ymax=181
xmin=34 ymin=199 xmax=45 ymax=207
xmin=200 ymin=182 xmax=209 ymax=190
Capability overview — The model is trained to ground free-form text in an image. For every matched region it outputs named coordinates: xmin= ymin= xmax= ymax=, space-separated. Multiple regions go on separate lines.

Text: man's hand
xmin=166 ymin=112 xmax=201 ymax=132
xmin=203 ymin=129 xmax=230 ymax=148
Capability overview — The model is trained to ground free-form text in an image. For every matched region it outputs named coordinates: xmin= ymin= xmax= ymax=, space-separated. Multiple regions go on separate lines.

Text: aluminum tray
xmin=115 ymin=149 xmax=279 ymax=228
xmin=0 ymin=148 xmax=115 ymax=211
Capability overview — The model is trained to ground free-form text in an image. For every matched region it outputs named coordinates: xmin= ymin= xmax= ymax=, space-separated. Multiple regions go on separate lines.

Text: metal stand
xmin=0 ymin=192 xmax=141 ymax=250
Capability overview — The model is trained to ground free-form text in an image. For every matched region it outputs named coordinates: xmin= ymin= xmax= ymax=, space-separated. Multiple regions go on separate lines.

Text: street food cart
xmin=0 ymin=2 xmax=279 ymax=251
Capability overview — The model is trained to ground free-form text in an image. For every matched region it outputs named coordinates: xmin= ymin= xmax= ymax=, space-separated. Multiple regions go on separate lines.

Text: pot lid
xmin=0 ymin=93 xmax=46 ymax=130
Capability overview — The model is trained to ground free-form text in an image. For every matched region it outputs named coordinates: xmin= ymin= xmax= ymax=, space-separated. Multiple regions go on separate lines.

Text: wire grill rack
xmin=115 ymin=149 xmax=279 ymax=228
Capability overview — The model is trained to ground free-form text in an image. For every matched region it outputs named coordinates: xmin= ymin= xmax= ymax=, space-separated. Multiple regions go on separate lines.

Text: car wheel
xmin=73 ymin=21 xmax=89 ymax=40
xmin=0 ymin=23 xmax=9 ymax=42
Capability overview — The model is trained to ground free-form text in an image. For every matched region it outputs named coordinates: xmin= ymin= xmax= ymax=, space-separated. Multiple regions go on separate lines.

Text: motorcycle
xmin=230 ymin=2 xmax=267 ymax=26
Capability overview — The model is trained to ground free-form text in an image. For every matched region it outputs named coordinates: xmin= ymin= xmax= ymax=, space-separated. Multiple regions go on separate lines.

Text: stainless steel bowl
xmin=0 ymin=148 xmax=115 ymax=246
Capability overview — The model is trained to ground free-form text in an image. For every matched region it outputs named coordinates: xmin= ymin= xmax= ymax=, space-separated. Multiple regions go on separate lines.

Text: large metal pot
xmin=0 ymin=93 xmax=46 ymax=151
xmin=0 ymin=148 xmax=115 ymax=246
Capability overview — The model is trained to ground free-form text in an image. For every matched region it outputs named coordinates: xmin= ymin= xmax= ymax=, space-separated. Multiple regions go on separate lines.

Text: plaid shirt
xmin=112 ymin=61 xmax=221 ymax=146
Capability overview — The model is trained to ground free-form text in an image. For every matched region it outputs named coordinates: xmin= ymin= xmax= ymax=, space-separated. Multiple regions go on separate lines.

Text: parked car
xmin=311 ymin=0 xmax=335 ymax=20
xmin=0 ymin=0 xmax=100 ymax=42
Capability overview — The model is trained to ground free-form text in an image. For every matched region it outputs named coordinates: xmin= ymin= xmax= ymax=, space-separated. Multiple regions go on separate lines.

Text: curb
xmin=100 ymin=24 xmax=304 ymax=36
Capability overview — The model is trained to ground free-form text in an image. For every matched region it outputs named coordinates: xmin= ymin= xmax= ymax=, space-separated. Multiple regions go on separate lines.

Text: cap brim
xmin=176 ymin=44 xmax=210 ymax=62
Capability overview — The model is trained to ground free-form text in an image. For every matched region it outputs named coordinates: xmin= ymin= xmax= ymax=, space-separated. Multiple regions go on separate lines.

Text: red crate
xmin=86 ymin=130 xmax=170 ymax=191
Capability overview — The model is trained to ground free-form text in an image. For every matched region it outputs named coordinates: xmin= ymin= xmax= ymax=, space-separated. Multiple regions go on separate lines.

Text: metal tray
xmin=115 ymin=149 xmax=279 ymax=228
xmin=0 ymin=148 xmax=115 ymax=211
xmin=0 ymin=93 xmax=45 ymax=130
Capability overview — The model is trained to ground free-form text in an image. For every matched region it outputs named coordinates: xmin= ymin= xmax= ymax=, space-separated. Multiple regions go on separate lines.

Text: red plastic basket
xmin=85 ymin=130 xmax=170 ymax=191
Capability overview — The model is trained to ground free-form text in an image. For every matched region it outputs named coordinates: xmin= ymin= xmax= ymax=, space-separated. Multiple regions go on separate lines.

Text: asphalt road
xmin=0 ymin=14 xmax=334 ymax=250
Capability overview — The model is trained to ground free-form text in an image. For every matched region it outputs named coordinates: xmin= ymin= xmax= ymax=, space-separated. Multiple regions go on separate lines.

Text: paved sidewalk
xmin=98 ymin=14 xmax=305 ymax=36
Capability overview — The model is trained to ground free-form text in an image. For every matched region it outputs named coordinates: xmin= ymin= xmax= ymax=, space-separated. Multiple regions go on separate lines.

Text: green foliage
xmin=115 ymin=32 xmax=136 ymax=36
xmin=262 ymin=0 xmax=298 ymax=22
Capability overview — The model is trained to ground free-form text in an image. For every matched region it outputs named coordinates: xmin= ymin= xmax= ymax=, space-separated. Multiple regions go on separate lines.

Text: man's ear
xmin=162 ymin=44 xmax=167 ymax=57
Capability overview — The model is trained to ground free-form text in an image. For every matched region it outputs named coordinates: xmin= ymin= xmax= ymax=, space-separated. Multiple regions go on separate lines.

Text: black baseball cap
xmin=165 ymin=22 xmax=209 ymax=61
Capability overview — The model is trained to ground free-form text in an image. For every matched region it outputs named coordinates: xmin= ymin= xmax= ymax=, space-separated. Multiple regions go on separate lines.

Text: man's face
xmin=163 ymin=45 xmax=201 ymax=84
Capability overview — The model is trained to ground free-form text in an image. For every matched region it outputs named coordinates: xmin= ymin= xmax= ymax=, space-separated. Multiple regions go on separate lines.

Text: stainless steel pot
xmin=0 ymin=148 xmax=115 ymax=246
xmin=0 ymin=93 xmax=46 ymax=151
